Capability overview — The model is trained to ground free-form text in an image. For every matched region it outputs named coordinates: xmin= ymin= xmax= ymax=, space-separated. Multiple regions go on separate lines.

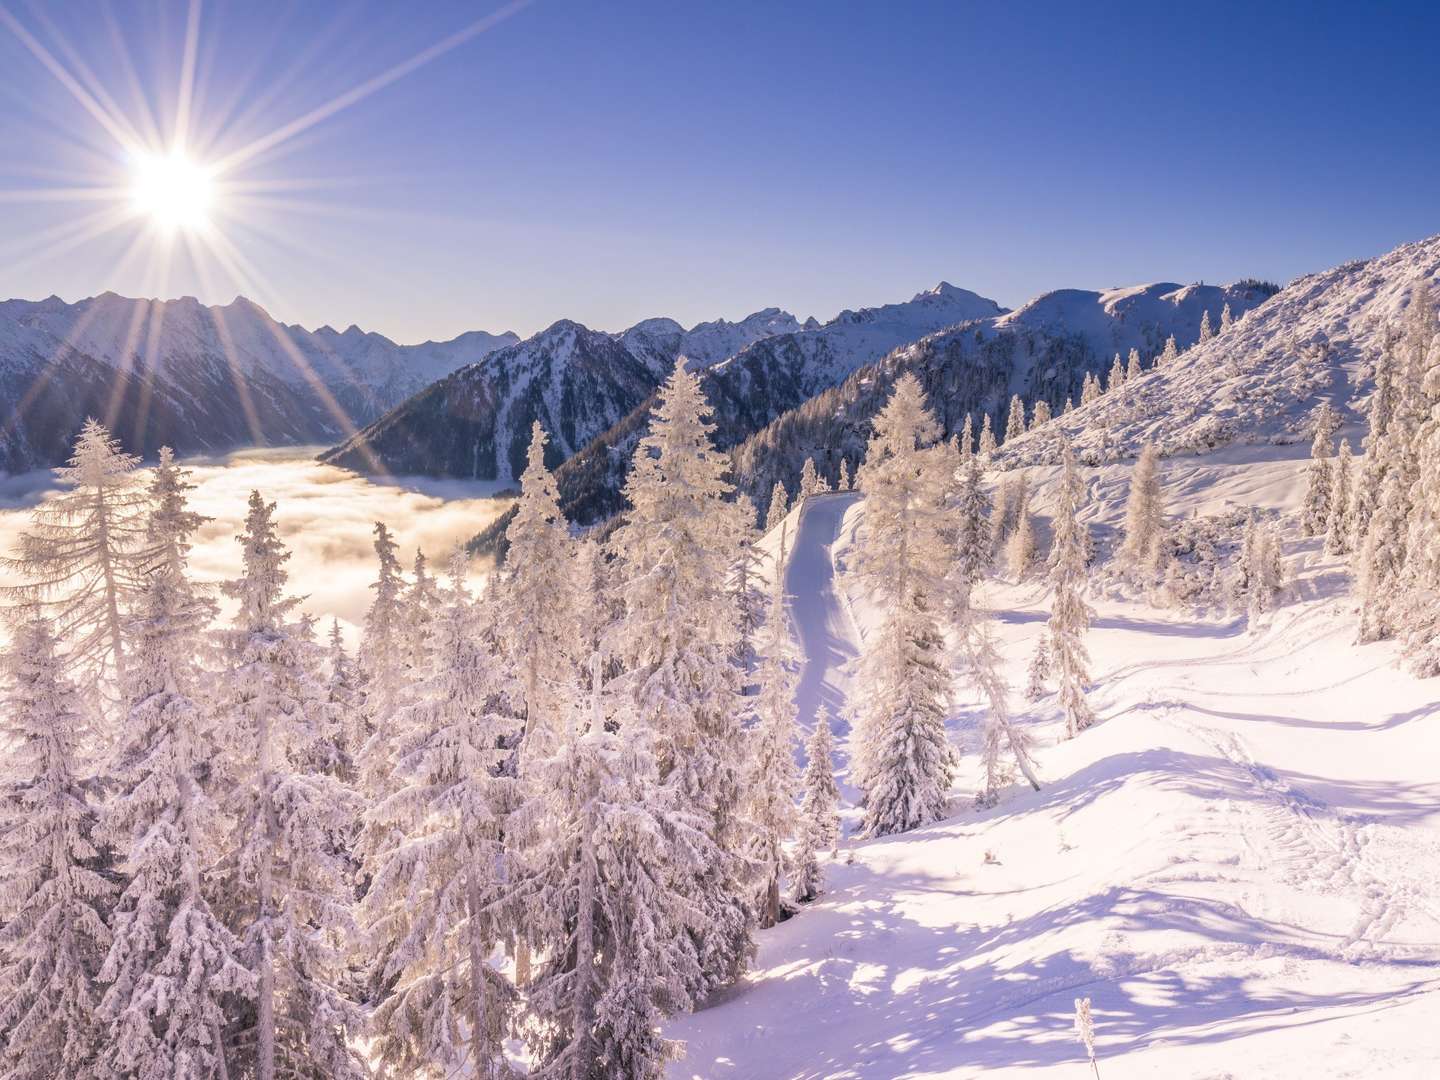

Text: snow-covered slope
xmin=669 ymin=449 xmax=1440 ymax=1079
xmin=618 ymin=307 xmax=803 ymax=370
xmin=726 ymin=280 xmax=1274 ymax=513
xmin=998 ymin=234 xmax=1440 ymax=467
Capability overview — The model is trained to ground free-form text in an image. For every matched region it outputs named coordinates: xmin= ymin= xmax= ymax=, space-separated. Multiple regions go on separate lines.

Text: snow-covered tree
xmin=1081 ymin=371 xmax=1102 ymax=406
xmin=321 ymin=620 xmax=363 ymax=783
xmin=1399 ymin=282 xmax=1440 ymax=673
xmin=220 ymin=492 xmax=365 ymax=1080
xmin=99 ymin=478 xmax=250 ymax=1079
xmin=608 ymin=358 xmax=754 ymax=993
xmin=851 ymin=374 xmax=958 ymax=836
xmin=959 ymin=413 xmax=975 ymax=459
xmin=1325 ymin=439 xmax=1354 ymax=556
xmin=1358 ymin=470 xmax=1412 ymax=642
xmin=978 ymin=412 xmax=997 ymax=456
xmin=1199 ymin=309 xmax=1214 ymax=343
xmin=1106 ymin=353 xmax=1126 ymax=393
xmin=1 ymin=418 xmax=152 ymax=688
xmin=1024 ymin=633 xmax=1051 ymax=702
xmin=838 ymin=457 xmax=852 ymax=491
xmin=732 ymin=493 xmax=767 ymax=672
xmin=765 ymin=480 xmax=790 ymax=532
xmin=799 ymin=456 xmax=820 ymax=498
xmin=1301 ymin=403 xmax=1339 ymax=535
xmin=1005 ymin=488 xmax=1037 ymax=580
xmin=1159 ymin=334 xmax=1179 ymax=366
xmin=403 ymin=548 xmax=442 ymax=682
xmin=1003 ymin=394 xmax=1026 ymax=443
xmin=363 ymin=562 xmax=516 ymax=1078
xmin=948 ymin=453 xmax=991 ymax=617
xmin=0 ymin=617 xmax=112 ymax=1080
xmin=1248 ymin=524 xmax=1286 ymax=619
xmin=990 ymin=470 xmax=1028 ymax=554
xmin=358 ymin=521 xmax=409 ymax=799
xmin=791 ymin=714 xmax=840 ymax=904
xmin=1048 ymin=443 xmax=1096 ymax=739
xmin=965 ymin=610 xmax=1040 ymax=805
xmin=508 ymin=655 xmax=701 ymax=1079
xmin=1063 ymin=396 xmax=1075 ymax=414
xmin=1031 ymin=399 xmax=1053 ymax=427
xmin=1126 ymin=348 xmax=1143 ymax=381
xmin=1352 ymin=344 xmax=1398 ymax=544
xmin=1117 ymin=443 xmax=1166 ymax=578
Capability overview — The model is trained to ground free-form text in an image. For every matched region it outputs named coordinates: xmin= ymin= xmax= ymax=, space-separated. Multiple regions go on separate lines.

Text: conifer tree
xmin=1126 ymin=348 xmax=1143 ymax=381
xmin=747 ymin=528 xmax=802 ymax=927
xmin=791 ymin=714 xmax=840 ymax=904
xmin=1352 ymin=344 xmax=1397 ymax=544
xmin=1325 ymin=439 xmax=1354 ymax=556
xmin=221 ymin=492 xmax=365 ymax=1080
xmin=358 ymin=521 xmax=409 ymax=799
xmin=1399 ymin=282 xmax=1440 ymax=673
xmin=851 ymin=374 xmax=958 ymax=836
xmin=1159 ymin=334 xmax=1179 ymax=366
xmin=978 ymin=412 xmax=997 ymax=456
xmin=1064 ymin=396 xmax=1075 ymax=414
xmin=608 ymin=358 xmax=753 ymax=993
xmin=1302 ymin=403 xmax=1340 ymax=535
xmin=1005 ymin=488 xmax=1037 ymax=580
xmin=1048 ymin=443 xmax=1096 ymax=738
xmin=1 ymin=418 xmax=152 ymax=688
xmin=1107 ymin=353 xmax=1126 ymax=393
xmin=403 ymin=549 xmax=442 ymax=682
xmin=965 ymin=611 xmax=1040 ymax=804
xmin=765 ymin=480 xmax=790 ymax=533
xmin=1220 ymin=302 xmax=1234 ymax=333
xmin=99 ymin=470 xmax=249 ymax=1079
xmin=1031 ymin=399 xmax=1053 ymax=427
xmin=1199 ymin=310 xmax=1214 ymax=343
xmin=799 ymin=456 xmax=820 ymax=498
xmin=0 ymin=617 xmax=113 ymax=1080
xmin=948 ymin=453 xmax=991 ymax=617
xmin=1248 ymin=524 xmax=1286 ymax=619
xmin=732 ymin=493 xmax=767 ymax=671
xmin=1081 ymin=371 xmax=1102 ymax=407
xmin=1358 ymin=470 xmax=1412 ymax=642
xmin=1024 ymin=633 xmax=1051 ymax=702
xmin=1004 ymin=394 xmax=1026 ymax=443
xmin=959 ymin=412 xmax=975 ymax=459
xmin=839 ymin=457 xmax=852 ymax=491
xmin=1117 ymin=444 xmax=1166 ymax=578
xmin=323 ymin=619 xmax=363 ymax=781
xmin=364 ymin=561 xmax=516 ymax=1078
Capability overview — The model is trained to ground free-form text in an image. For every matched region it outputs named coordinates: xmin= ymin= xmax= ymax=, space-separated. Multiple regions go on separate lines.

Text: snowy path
xmin=784 ymin=493 xmax=862 ymax=787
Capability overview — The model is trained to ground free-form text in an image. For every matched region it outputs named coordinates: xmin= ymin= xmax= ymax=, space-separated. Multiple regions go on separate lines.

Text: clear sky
xmin=1 ymin=0 xmax=1436 ymax=344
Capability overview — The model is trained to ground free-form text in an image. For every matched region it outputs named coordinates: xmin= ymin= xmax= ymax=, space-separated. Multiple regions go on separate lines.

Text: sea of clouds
xmin=0 ymin=448 xmax=514 ymax=644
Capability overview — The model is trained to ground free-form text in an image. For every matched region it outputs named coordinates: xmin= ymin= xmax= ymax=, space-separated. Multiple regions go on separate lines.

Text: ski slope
xmin=670 ymin=452 xmax=1440 ymax=1079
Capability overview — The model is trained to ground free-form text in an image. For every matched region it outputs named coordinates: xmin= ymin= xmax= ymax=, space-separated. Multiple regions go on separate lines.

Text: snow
xmin=669 ymin=445 xmax=1440 ymax=1079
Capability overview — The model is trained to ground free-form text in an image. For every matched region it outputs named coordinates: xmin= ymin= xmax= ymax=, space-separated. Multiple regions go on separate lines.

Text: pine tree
xmin=1399 ymin=280 xmax=1440 ymax=673
xmin=791 ymin=714 xmax=840 ymax=904
xmin=1325 ymin=439 xmax=1355 ymax=556
xmin=1063 ymin=396 xmax=1075 ymax=414
xmin=1024 ymin=634 xmax=1051 ymax=702
xmin=959 ymin=413 xmax=975 ymax=459
xmin=220 ymin=492 xmax=365 ymax=1080
xmin=1048 ymin=442 xmax=1096 ymax=739
xmin=1248 ymin=524 xmax=1286 ymax=619
xmin=322 ymin=620 xmax=363 ymax=783
xmin=364 ymin=562 xmax=517 ymax=1078
xmin=799 ymin=456 xmax=820 ymax=499
xmin=765 ymin=480 xmax=790 ymax=532
xmin=608 ymin=358 xmax=754 ymax=994
xmin=948 ymin=453 xmax=991 ymax=617
xmin=1302 ymin=402 xmax=1340 ymax=535
xmin=1358 ymin=470 xmax=1412 ymax=642
xmin=1199 ymin=310 xmax=1214 ymax=343
xmin=403 ymin=549 xmax=442 ymax=682
xmin=99 ymin=475 xmax=250 ymax=1079
xmin=1126 ymin=348 xmax=1143 ymax=381
xmin=358 ymin=521 xmax=409 ymax=799
xmin=1117 ymin=444 xmax=1166 ymax=578
xmin=851 ymin=374 xmax=958 ymax=836
xmin=838 ymin=457 xmax=852 ymax=491
xmin=965 ymin=611 xmax=1040 ymax=805
xmin=1159 ymin=334 xmax=1179 ymax=366
xmin=978 ymin=412 xmax=997 ymax=456
xmin=747 ymin=527 xmax=802 ymax=927
xmin=1005 ymin=488 xmax=1037 ymax=580
xmin=1081 ymin=371 xmax=1102 ymax=406
xmin=731 ymin=493 xmax=768 ymax=673
xmin=1352 ymin=344 xmax=1397 ymax=544
xmin=1003 ymin=394 xmax=1026 ymax=443
xmin=1031 ymin=399 xmax=1053 ymax=427
xmin=1 ymin=418 xmax=153 ymax=688
xmin=1107 ymin=353 xmax=1126 ymax=393
xmin=0 ymin=617 xmax=113 ymax=1080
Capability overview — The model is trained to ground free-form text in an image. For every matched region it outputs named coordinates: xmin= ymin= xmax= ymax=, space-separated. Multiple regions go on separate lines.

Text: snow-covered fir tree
xmin=0 ymin=617 xmax=112 ymax=1080
xmin=1024 ymin=633 xmax=1051 ymax=702
xmin=791 ymin=713 xmax=840 ymax=904
xmin=1106 ymin=353 xmax=1126 ymax=393
xmin=1199 ymin=309 xmax=1214 ymax=342
xmin=1 ymin=418 xmax=152 ymax=688
xmin=1081 ymin=371 xmax=1102 ymax=406
xmin=839 ymin=457 xmax=852 ymax=491
xmin=1031 ymin=399 xmax=1053 ymax=427
xmin=1399 ymin=280 xmax=1440 ymax=673
xmin=1117 ymin=443 xmax=1166 ymax=578
xmin=358 ymin=521 xmax=409 ymax=799
xmin=732 ymin=493 xmax=767 ymax=671
xmin=1358 ymin=470 xmax=1412 ymax=642
xmin=1159 ymin=334 xmax=1179 ymax=366
xmin=765 ymin=480 xmax=790 ymax=532
xmin=978 ymin=412 xmax=997 ymax=456
xmin=99 ymin=467 xmax=250 ymax=1079
xmin=1048 ymin=442 xmax=1096 ymax=739
xmin=1126 ymin=347 xmax=1143 ymax=381
xmin=799 ymin=455 xmax=821 ymax=498
xmin=1301 ymin=403 xmax=1339 ymax=535
xmin=746 ymin=527 xmax=802 ymax=927
xmin=991 ymin=470 xmax=1029 ymax=555
xmin=363 ymin=559 xmax=517 ymax=1078
xmin=1248 ymin=523 xmax=1286 ymax=619
xmin=1004 ymin=487 xmax=1037 ymax=580
xmin=948 ymin=453 xmax=991 ymax=617
xmin=1325 ymin=439 xmax=1355 ymax=556
xmin=959 ymin=412 xmax=975 ymax=458
xmin=1003 ymin=394 xmax=1026 ymax=443
xmin=851 ymin=374 xmax=958 ymax=836
xmin=403 ymin=548 xmax=442 ymax=682
xmin=220 ymin=492 xmax=365 ymax=1080
xmin=608 ymin=357 xmax=754 ymax=994
xmin=1351 ymin=343 xmax=1397 ymax=545
xmin=322 ymin=619 xmax=363 ymax=782
xmin=1063 ymin=395 xmax=1075 ymax=414
xmin=965 ymin=610 xmax=1040 ymax=805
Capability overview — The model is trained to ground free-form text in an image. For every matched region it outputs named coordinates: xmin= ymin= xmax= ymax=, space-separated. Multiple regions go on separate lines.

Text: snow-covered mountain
xmin=726 ymin=280 xmax=1277 ymax=510
xmin=617 ymin=307 xmax=803 ymax=369
xmin=0 ymin=292 xmax=519 ymax=470
xmin=998 ymin=234 xmax=1440 ymax=467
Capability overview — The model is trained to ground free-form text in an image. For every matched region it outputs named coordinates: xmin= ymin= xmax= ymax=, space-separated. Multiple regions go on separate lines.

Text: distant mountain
xmin=998 ymin=234 xmax=1440 ymax=468
xmin=617 ymin=307 xmax=802 ymax=369
xmin=0 ymin=292 xmax=517 ymax=471
xmin=726 ymin=279 xmax=1277 ymax=511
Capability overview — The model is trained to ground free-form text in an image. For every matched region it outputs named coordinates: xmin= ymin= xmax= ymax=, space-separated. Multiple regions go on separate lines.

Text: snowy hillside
xmin=669 ymin=451 xmax=1440 ymax=1079
xmin=998 ymin=234 xmax=1440 ymax=467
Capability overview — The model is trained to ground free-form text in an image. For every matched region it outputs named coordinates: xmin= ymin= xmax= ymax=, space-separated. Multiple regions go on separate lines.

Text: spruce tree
xmin=1081 ymin=371 xmax=1102 ymax=406
xmin=358 ymin=521 xmax=409 ymax=800
xmin=1301 ymin=403 xmax=1339 ymax=535
xmin=1221 ymin=302 xmax=1234 ymax=332
xmin=1117 ymin=443 xmax=1166 ymax=578
xmin=966 ymin=611 xmax=1040 ymax=804
xmin=978 ymin=412 xmax=997 ymax=456
xmin=1024 ymin=634 xmax=1051 ymax=702
xmin=0 ymin=618 xmax=113 ymax=1080
xmin=1126 ymin=348 xmax=1143 ymax=381
xmin=959 ymin=412 xmax=975 ymax=459
xmin=1049 ymin=443 xmax=1096 ymax=738
xmin=1003 ymin=394 xmax=1026 ymax=443
xmin=1031 ymin=399 xmax=1053 ymax=427
xmin=1199 ymin=309 xmax=1214 ymax=343
xmin=791 ymin=714 xmax=840 ymax=904
xmin=839 ymin=457 xmax=852 ymax=491
xmin=948 ymin=453 xmax=991 ymax=618
xmin=1107 ymin=353 xmax=1126 ymax=393
xmin=1005 ymin=488 xmax=1037 ymax=580
xmin=851 ymin=374 xmax=958 ymax=836
xmin=1159 ymin=335 xmax=1179 ymax=366
xmin=1325 ymin=439 xmax=1354 ymax=556
xmin=765 ymin=480 xmax=790 ymax=533
xmin=799 ymin=456 xmax=820 ymax=498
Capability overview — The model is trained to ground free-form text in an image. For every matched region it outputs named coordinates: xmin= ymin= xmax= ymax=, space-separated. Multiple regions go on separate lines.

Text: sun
xmin=130 ymin=150 xmax=216 ymax=233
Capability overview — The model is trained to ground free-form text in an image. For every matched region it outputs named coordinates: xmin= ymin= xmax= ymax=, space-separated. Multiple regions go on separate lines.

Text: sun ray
xmin=172 ymin=0 xmax=203 ymax=152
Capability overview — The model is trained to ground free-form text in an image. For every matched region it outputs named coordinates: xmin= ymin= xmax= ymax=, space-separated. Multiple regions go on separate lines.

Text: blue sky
xmin=0 ymin=0 xmax=1436 ymax=343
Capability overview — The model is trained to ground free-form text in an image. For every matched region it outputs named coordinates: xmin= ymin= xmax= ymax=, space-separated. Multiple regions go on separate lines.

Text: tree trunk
xmin=571 ymin=816 xmax=598 ymax=1078
xmin=466 ymin=847 xmax=490 ymax=1080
